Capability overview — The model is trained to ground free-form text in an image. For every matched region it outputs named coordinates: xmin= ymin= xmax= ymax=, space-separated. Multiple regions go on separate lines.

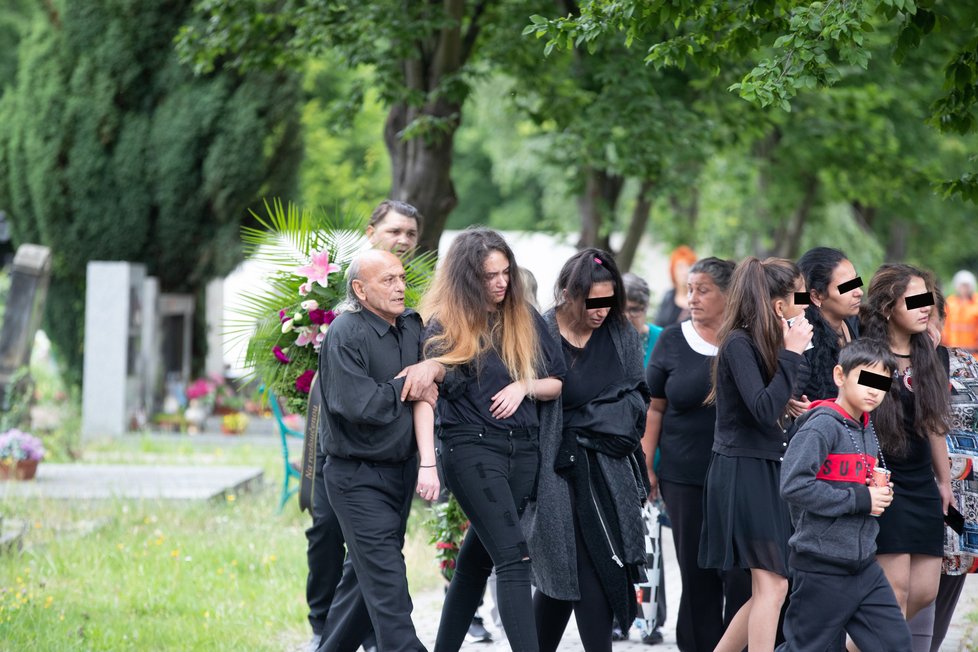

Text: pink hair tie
xmin=594 ymin=257 xmax=603 ymax=265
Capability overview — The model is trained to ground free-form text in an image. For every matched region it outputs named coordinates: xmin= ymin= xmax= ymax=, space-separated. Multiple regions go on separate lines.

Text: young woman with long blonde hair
xmin=414 ymin=228 xmax=564 ymax=652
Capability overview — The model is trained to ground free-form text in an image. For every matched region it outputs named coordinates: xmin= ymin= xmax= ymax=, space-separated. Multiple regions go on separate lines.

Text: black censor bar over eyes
xmin=837 ymin=277 xmax=863 ymax=295
xmin=858 ymin=370 xmax=893 ymax=392
xmin=905 ymin=292 xmax=935 ymax=310
xmin=585 ymin=296 xmax=617 ymax=310
xmin=794 ymin=292 xmax=811 ymax=305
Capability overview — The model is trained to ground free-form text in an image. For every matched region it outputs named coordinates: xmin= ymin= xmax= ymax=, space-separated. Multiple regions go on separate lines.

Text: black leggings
xmin=534 ymin=519 xmax=614 ymax=652
xmin=433 ymin=428 xmax=540 ymax=652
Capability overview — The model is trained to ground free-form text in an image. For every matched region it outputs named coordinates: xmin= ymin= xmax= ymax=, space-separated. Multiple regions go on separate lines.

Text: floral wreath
xmin=237 ymin=199 xmax=459 ymax=566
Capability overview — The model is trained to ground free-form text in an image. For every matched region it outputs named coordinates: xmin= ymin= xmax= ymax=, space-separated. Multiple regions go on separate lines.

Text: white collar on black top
xmin=682 ymin=319 xmax=718 ymax=356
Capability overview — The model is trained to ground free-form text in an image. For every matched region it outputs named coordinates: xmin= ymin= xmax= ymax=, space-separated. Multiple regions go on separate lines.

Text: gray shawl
xmin=524 ymin=309 xmax=649 ymax=600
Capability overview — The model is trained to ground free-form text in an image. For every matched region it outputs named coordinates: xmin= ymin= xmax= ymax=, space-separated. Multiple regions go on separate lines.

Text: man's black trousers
xmin=316 ymin=455 xmax=425 ymax=652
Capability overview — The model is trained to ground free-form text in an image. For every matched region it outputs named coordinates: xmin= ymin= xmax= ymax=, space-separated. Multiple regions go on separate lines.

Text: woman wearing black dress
xmin=643 ymin=257 xmax=750 ymax=652
xmin=859 ymin=264 xmax=952 ymax=628
xmin=699 ymin=257 xmax=812 ymax=652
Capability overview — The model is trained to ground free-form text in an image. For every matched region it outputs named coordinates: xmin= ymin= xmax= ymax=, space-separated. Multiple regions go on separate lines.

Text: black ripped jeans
xmin=433 ymin=425 xmax=541 ymax=652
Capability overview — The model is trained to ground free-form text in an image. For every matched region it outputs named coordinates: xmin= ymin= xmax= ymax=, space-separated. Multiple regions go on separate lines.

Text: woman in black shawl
xmin=526 ymin=249 xmax=650 ymax=651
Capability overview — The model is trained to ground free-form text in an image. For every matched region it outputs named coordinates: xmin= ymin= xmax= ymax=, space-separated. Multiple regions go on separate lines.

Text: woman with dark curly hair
xmin=856 ymin=264 xmax=951 ymax=635
xmin=644 ymin=257 xmax=750 ymax=652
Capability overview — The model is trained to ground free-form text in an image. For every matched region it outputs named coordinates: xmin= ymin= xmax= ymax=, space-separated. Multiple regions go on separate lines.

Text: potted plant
xmin=220 ymin=412 xmax=249 ymax=435
xmin=214 ymin=390 xmax=246 ymax=416
xmin=0 ymin=428 xmax=45 ymax=480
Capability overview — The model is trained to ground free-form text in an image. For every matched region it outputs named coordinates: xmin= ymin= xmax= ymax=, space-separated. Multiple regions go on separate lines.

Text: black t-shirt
xmin=646 ymin=322 xmax=718 ymax=485
xmin=561 ymin=322 xmax=623 ymax=416
xmin=424 ymin=311 xmax=565 ymax=429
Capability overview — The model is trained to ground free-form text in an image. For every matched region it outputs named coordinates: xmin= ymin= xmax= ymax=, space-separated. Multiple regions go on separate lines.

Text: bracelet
xmin=420 ymin=464 xmax=436 ymax=468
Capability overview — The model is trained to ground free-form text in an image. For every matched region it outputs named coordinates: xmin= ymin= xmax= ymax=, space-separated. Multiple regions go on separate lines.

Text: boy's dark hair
xmin=837 ymin=338 xmax=897 ymax=377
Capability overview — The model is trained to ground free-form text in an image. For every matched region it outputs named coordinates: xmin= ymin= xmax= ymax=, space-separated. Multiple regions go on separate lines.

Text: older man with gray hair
xmin=314 ymin=249 xmax=441 ymax=652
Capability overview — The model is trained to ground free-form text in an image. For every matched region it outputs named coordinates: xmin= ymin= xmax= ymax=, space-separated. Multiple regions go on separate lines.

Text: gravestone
xmin=205 ymin=278 xmax=224 ymax=378
xmin=0 ymin=244 xmax=52 ymax=410
xmin=81 ymin=262 xmax=146 ymax=438
xmin=140 ymin=277 xmax=160 ymax=415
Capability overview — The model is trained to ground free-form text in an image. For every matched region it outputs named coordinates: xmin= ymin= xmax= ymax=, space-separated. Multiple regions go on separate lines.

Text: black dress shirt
xmin=319 ymin=307 xmax=422 ymax=463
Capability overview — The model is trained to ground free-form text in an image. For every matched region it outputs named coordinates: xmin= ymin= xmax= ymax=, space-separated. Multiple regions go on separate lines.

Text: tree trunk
xmin=618 ymin=179 xmax=656 ymax=272
xmin=383 ymin=0 xmax=486 ymax=254
xmin=668 ymin=188 xmax=700 ymax=247
xmin=850 ymin=201 xmax=877 ymax=232
xmin=885 ymin=218 xmax=908 ymax=261
xmin=774 ymin=174 xmax=818 ymax=259
xmin=577 ymin=167 xmax=623 ymax=251
xmin=385 ymin=102 xmax=459 ymax=254
xmin=752 ymin=128 xmax=781 ymax=257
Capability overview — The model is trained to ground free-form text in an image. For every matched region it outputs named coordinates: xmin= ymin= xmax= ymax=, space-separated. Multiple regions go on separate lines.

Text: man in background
xmin=943 ymin=270 xmax=978 ymax=354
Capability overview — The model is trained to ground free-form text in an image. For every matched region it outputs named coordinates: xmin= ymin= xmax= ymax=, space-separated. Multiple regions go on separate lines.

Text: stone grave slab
xmin=0 ymin=464 xmax=263 ymax=500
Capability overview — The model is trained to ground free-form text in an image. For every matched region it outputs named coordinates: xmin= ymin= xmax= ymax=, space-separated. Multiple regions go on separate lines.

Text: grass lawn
xmin=0 ymin=433 xmax=443 ymax=651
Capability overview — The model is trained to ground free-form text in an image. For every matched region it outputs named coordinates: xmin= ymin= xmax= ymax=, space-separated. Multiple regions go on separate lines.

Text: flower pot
xmin=0 ymin=459 xmax=39 ymax=481
xmin=221 ymin=412 xmax=249 ymax=435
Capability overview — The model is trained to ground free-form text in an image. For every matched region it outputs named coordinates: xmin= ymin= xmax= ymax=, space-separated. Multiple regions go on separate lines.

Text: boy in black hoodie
xmin=777 ymin=339 xmax=911 ymax=652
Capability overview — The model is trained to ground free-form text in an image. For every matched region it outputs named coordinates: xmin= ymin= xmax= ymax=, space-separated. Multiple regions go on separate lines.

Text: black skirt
xmin=699 ymin=452 xmax=792 ymax=577
xmin=876 ymin=434 xmax=943 ymax=556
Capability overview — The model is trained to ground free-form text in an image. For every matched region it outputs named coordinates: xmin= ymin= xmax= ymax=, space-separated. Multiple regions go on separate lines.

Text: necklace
xmin=841 ymin=417 xmax=887 ymax=475
xmin=562 ymin=328 xmax=591 ymax=349
xmin=892 ymin=351 xmax=912 ymax=359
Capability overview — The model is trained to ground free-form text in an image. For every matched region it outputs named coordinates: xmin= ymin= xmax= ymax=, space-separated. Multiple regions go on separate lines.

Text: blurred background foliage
xmin=0 ymin=0 xmax=976 ymax=385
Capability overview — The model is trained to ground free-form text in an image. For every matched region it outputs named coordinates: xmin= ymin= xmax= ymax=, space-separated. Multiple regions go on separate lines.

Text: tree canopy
xmin=0 ymin=0 xmax=303 ymax=382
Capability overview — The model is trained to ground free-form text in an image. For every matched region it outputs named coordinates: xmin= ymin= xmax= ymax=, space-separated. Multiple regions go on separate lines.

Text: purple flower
xmin=295 ymin=370 xmax=316 ymax=394
xmin=273 ymin=346 xmax=291 ymax=364
xmin=279 ymin=309 xmax=290 ymax=324
xmin=0 ymin=429 xmax=45 ymax=462
xmin=308 ymin=309 xmax=336 ymax=325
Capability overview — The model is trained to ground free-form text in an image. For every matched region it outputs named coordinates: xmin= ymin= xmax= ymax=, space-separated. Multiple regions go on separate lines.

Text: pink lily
xmin=295 ymin=327 xmax=317 ymax=347
xmin=296 ymin=250 xmax=341 ymax=288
